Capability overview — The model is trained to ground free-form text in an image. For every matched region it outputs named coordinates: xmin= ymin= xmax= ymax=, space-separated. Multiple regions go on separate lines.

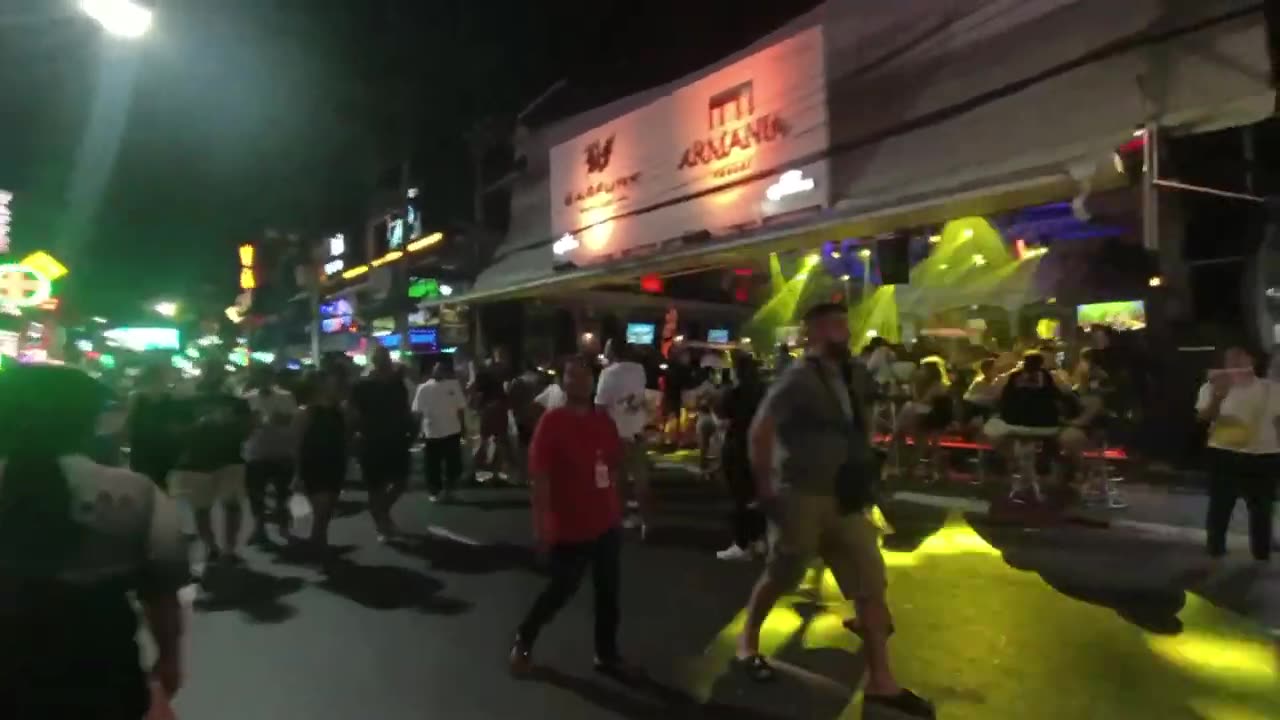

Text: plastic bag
xmin=288 ymin=492 xmax=313 ymax=520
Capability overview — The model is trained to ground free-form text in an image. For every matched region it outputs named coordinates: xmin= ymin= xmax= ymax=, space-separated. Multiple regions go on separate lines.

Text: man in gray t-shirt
xmin=734 ymin=303 xmax=934 ymax=719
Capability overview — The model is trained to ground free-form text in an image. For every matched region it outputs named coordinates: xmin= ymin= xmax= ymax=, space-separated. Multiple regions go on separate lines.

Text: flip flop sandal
xmin=734 ymin=654 xmax=775 ymax=682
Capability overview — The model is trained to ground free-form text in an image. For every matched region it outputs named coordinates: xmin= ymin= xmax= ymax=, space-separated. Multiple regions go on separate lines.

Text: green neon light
xmin=0 ymin=263 xmax=52 ymax=308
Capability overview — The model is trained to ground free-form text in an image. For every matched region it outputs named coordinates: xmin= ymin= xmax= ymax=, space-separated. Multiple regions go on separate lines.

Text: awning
xmin=459 ymin=0 xmax=1273 ymax=307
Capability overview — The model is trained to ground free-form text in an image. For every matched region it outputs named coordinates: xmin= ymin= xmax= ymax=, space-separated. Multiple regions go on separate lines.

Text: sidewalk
xmin=651 ymin=450 xmax=1277 ymax=552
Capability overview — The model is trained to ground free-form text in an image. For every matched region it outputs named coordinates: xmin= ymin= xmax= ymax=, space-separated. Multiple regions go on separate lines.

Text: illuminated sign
xmin=677 ymin=81 xmax=789 ymax=178
xmin=0 ymin=263 xmax=52 ymax=308
xmin=548 ymin=26 xmax=828 ymax=267
xmin=408 ymin=277 xmax=439 ymax=299
xmin=238 ymin=243 xmax=256 ymax=290
xmin=0 ymin=190 xmax=12 ymax=254
xmin=552 ymin=233 xmax=580 ymax=256
xmin=328 ymin=233 xmax=345 ymax=257
xmin=406 ymin=232 xmax=443 ymax=252
xmin=103 ymin=327 xmax=181 ymax=352
xmin=765 ymin=169 xmax=815 ymax=201
xmin=20 ymin=252 xmax=68 ymax=281
xmin=324 ymin=259 xmax=345 ymax=275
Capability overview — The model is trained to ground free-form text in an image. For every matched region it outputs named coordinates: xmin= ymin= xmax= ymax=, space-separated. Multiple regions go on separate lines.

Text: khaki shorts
xmin=171 ymin=464 xmax=247 ymax=509
xmin=767 ymin=493 xmax=887 ymax=600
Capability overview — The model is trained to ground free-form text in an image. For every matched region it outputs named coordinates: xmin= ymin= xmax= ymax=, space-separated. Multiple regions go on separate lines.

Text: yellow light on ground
xmin=341 ymin=265 xmax=369 ymax=279
xmin=20 ymin=252 xmax=69 ymax=281
xmin=1147 ymin=631 xmax=1278 ymax=686
xmin=960 ymin=227 xmax=975 ymax=241
xmin=972 ymin=254 xmax=987 ymax=267
xmin=407 ymin=232 xmax=444 ymax=252
xmin=1148 ymin=275 xmax=1163 ymax=287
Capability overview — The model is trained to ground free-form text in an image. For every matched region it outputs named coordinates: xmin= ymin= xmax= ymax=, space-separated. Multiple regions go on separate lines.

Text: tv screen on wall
xmin=1076 ymin=300 xmax=1146 ymax=331
xmin=625 ymin=323 xmax=655 ymax=345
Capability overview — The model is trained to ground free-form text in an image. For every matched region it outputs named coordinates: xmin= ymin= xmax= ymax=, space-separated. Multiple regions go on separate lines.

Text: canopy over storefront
xmin=455 ymin=0 xmax=1273 ymax=307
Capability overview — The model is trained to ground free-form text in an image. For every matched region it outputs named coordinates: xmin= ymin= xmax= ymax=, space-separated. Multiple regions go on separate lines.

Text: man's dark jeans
xmin=1205 ymin=448 xmax=1278 ymax=561
xmin=423 ymin=433 xmax=463 ymax=495
xmin=517 ymin=527 xmax=621 ymax=661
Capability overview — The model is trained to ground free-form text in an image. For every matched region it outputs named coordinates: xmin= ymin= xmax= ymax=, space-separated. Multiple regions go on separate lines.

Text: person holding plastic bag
xmin=0 ymin=365 xmax=188 ymax=719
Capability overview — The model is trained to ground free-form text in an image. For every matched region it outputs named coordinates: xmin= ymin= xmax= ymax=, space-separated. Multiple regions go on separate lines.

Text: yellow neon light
xmin=238 ymin=244 xmax=255 ymax=267
xmin=20 ymin=252 xmax=68 ymax=281
xmin=341 ymin=265 xmax=369 ymax=279
xmin=239 ymin=268 xmax=256 ymax=290
xmin=406 ymin=232 xmax=443 ymax=252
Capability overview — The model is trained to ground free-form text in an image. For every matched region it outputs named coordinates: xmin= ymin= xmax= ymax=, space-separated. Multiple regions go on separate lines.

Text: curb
xmin=890 ymin=491 xmax=1257 ymax=549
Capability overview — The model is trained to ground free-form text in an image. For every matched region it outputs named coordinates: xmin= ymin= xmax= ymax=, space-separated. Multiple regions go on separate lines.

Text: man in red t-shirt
xmin=510 ymin=356 xmax=628 ymax=676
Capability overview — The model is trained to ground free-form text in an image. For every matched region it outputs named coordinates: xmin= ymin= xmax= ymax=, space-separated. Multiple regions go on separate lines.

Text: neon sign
xmin=0 ymin=263 xmax=52 ymax=308
xmin=0 ymin=190 xmax=11 ymax=254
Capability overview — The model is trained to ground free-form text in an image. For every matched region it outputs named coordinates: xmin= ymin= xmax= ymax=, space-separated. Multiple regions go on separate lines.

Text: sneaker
xmin=864 ymin=689 xmax=936 ymax=718
xmin=508 ymin=639 xmax=533 ymax=676
xmin=716 ymin=544 xmax=753 ymax=562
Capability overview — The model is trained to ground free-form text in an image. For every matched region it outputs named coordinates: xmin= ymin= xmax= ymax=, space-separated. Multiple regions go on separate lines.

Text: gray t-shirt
xmin=755 ymin=357 xmax=873 ymax=496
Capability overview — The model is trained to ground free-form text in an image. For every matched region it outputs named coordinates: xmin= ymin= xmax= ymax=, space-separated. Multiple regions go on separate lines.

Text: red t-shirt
xmin=528 ymin=406 xmax=624 ymax=544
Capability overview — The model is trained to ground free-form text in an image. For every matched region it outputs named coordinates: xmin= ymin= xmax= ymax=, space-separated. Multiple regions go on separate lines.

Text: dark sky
xmin=0 ymin=0 xmax=817 ymax=320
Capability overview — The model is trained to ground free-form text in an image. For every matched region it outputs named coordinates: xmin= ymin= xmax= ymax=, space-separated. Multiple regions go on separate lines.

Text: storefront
xmin=444 ymin=0 xmax=1273 ymax=363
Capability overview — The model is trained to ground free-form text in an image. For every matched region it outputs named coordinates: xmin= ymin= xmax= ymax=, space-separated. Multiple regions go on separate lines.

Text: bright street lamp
xmin=80 ymin=0 xmax=154 ymax=39
xmin=154 ymin=301 xmax=178 ymax=317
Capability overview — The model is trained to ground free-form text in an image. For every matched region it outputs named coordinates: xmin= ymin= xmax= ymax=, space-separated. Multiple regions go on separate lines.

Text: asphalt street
xmin=171 ymin=473 xmax=1280 ymax=720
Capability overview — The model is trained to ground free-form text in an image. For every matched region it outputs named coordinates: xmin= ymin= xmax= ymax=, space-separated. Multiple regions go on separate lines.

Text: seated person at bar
xmin=992 ymin=352 xmax=1070 ymax=486
xmin=962 ymin=357 xmax=1000 ymax=428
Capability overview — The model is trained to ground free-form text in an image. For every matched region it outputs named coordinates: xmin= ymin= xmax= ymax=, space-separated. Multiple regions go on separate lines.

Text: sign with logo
xmin=323 ymin=233 xmax=346 ymax=276
xmin=548 ymin=26 xmax=828 ymax=266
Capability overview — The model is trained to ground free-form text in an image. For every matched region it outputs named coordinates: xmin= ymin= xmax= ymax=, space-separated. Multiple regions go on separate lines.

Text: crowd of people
xmin=3 ymin=309 xmax=1278 ymax=719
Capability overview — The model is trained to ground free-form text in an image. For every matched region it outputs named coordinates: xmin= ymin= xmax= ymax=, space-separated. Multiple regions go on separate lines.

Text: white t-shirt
xmin=535 ymin=383 xmax=566 ymax=411
xmin=413 ymin=378 xmax=467 ymax=439
xmin=595 ymin=360 xmax=648 ymax=439
xmin=1196 ymin=378 xmax=1280 ymax=455
xmin=0 ymin=455 xmax=187 ymax=588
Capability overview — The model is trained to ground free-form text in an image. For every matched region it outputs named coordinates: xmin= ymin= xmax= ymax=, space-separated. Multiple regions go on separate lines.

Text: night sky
xmin=0 ymin=0 xmax=818 ymax=321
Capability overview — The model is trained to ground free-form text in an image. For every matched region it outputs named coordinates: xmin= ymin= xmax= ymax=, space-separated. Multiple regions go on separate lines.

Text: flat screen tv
xmin=707 ymin=328 xmax=730 ymax=343
xmin=1076 ymin=300 xmax=1146 ymax=331
xmin=625 ymin=322 xmax=656 ymax=345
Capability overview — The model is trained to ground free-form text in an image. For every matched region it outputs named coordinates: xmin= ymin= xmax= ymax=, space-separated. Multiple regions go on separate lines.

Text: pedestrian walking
xmin=1195 ymin=345 xmax=1279 ymax=569
xmin=297 ymin=370 xmax=348 ymax=550
xmin=734 ymin=303 xmax=934 ymax=718
xmin=350 ymin=346 xmax=414 ymax=541
xmin=413 ymin=360 xmax=467 ymax=502
xmin=715 ymin=353 xmax=767 ymax=561
xmin=171 ymin=362 xmax=253 ymax=566
xmin=244 ymin=366 xmax=299 ymax=544
xmin=509 ymin=356 xmax=633 ymax=677
xmin=0 ymin=366 xmax=188 ymax=719
xmin=126 ymin=362 xmax=183 ymax=489
xmin=596 ymin=339 xmax=652 ymax=537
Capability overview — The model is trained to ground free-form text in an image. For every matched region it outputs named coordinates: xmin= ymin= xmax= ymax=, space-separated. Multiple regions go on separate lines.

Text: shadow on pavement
xmin=973 ymin=521 xmax=1187 ymax=634
xmin=532 ymin=666 xmax=791 ymax=720
xmin=387 ymin=533 xmax=541 ymax=575
xmin=316 ymin=557 xmax=471 ymax=615
xmin=193 ymin=564 xmax=304 ymax=624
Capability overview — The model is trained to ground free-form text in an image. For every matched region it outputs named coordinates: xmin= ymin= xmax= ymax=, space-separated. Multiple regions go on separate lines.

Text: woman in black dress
xmin=297 ymin=371 xmax=348 ymax=549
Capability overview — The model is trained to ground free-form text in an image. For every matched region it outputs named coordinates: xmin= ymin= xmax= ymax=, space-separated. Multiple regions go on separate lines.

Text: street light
xmin=80 ymin=0 xmax=154 ymax=39
xmin=154 ymin=301 xmax=178 ymax=317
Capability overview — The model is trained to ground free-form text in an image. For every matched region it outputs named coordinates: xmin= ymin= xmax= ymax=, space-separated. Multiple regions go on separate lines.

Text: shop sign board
xmin=549 ymin=26 xmax=828 ymax=267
